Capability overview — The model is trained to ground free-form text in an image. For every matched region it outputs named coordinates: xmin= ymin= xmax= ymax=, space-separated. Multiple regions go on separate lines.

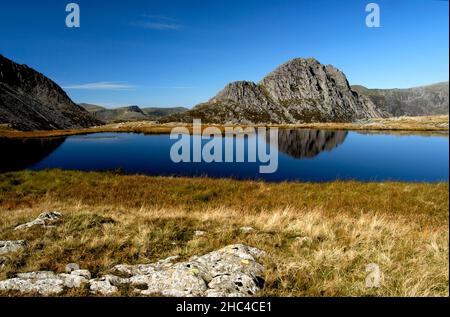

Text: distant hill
xmin=88 ymin=105 xmax=148 ymax=123
xmin=0 ymin=55 xmax=101 ymax=131
xmin=161 ymin=58 xmax=382 ymax=124
xmin=80 ymin=104 xmax=188 ymax=123
xmin=352 ymin=82 xmax=449 ymax=117
xmin=142 ymin=107 xmax=188 ymax=119
xmin=79 ymin=103 xmax=106 ymax=113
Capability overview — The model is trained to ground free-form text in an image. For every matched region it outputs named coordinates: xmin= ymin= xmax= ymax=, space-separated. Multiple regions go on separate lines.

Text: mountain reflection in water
xmin=274 ymin=129 xmax=348 ymax=159
xmin=0 ymin=137 xmax=65 ymax=172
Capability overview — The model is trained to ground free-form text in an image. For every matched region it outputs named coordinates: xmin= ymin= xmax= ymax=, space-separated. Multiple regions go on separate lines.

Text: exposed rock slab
xmin=0 ymin=245 xmax=266 ymax=297
xmin=106 ymin=244 xmax=266 ymax=297
xmin=0 ymin=271 xmax=89 ymax=295
xmin=15 ymin=211 xmax=62 ymax=230
xmin=0 ymin=240 xmax=26 ymax=255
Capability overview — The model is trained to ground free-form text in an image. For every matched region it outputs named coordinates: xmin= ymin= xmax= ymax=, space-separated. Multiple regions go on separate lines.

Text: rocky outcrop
xmin=14 ymin=211 xmax=63 ymax=230
xmin=0 ymin=244 xmax=266 ymax=297
xmin=0 ymin=55 xmax=101 ymax=131
xmin=161 ymin=58 xmax=383 ymax=124
xmin=352 ymin=82 xmax=449 ymax=117
xmin=0 ymin=270 xmax=90 ymax=295
xmin=101 ymin=244 xmax=266 ymax=297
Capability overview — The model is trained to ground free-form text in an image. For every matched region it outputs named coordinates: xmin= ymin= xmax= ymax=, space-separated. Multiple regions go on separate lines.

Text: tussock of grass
xmin=0 ymin=170 xmax=448 ymax=297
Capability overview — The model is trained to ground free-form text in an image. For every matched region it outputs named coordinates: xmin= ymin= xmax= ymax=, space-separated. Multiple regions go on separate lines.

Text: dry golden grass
xmin=0 ymin=115 xmax=447 ymax=139
xmin=0 ymin=170 xmax=448 ymax=297
xmin=277 ymin=115 xmax=449 ymax=133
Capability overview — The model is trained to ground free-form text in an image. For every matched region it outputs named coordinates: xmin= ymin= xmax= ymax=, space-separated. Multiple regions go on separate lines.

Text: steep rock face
xmin=260 ymin=59 xmax=382 ymax=122
xmin=352 ymin=82 xmax=449 ymax=117
xmin=0 ymin=55 xmax=101 ymax=131
xmin=162 ymin=58 xmax=383 ymax=124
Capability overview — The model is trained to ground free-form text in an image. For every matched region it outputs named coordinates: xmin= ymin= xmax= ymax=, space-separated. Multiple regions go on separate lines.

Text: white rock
xmin=0 ymin=244 xmax=266 ymax=297
xmin=14 ymin=211 xmax=63 ymax=230
xmin=65 ymin=263 xmax=80 ymax=273
xmin=130 ymin=262 xmax=208 ymax=297
xmin=0 ymin=240 xmax=26 ymax=255
xmin=89 ymin=278 xmax=118 ymax=295
xmin=59 ymin=273 xmax=89 ymax=288
xmin=70 ymin=269 xmax=91 ymax=280
xmin=240 ymin=227 xmax=256 ymax=233
xmin=0 ymin=276 xmax=65 ymax=295
xmin=208 ymin=273 xmax=262 ymax=296
xmin=365 ymin=263 xmax=382 ymax=288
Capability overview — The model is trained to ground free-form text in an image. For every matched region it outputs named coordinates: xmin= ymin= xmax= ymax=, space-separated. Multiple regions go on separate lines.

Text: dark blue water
xmin=1 ymin=130 xmax=448 ymax=182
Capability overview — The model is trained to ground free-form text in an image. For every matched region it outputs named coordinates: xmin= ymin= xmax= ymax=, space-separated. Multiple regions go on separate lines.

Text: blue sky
xmin=0 ymin=0 xmax=448 ymax=108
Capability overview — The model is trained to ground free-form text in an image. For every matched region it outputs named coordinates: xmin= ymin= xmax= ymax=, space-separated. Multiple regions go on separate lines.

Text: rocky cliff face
xmin=162 ymin=58 xmax=383 ymax=124
xmin=352 ymin=82 xmax=449 ymax=117
xmin=0 ymin=55 xmax=101 ymax=131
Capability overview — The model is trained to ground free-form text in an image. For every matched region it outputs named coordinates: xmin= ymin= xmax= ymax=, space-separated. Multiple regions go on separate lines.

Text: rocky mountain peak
xmin=162 ymin=57 xmax=383 ymax=124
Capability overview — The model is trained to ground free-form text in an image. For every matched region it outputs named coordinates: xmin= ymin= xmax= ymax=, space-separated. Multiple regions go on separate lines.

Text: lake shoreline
xmin=0 ymin=115 xmax=448 ymax=139
xmin=0 ymin=169 xmax=448 ymax=296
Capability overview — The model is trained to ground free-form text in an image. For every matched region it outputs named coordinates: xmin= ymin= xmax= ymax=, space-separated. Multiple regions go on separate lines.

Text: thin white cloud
xmin=63 ymin=82 xmax=135 ymax=91
xmin=132 ymin=21 xmax=182 ymax=30
xmin=142 ymin=15 xmax=177 ymax=22
xmin=132 ymin=15 xmax=183 ymax=30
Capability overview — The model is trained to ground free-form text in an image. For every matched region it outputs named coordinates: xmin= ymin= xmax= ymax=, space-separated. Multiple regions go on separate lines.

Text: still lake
xmin=1 ymin=130 xmax=448 ymax=182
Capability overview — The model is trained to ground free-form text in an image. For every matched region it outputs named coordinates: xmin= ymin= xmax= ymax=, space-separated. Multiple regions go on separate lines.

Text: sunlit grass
xmin=0 ymin=170 xmax=448 ymax=297
xmin=0 ymin=115 xmax=447 ymax=139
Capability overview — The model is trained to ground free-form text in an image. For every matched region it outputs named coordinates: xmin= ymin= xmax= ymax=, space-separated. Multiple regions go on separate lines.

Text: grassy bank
xmin=0 ymin=115 xmax=448 ymax=139
xmin=0 ymin=170 xmax=448 ymax=296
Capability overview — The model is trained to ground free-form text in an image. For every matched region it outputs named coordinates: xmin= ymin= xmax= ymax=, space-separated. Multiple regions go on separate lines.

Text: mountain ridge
xmin=80 ymin=103 xmax=188 ymax=123
xmin=0 ymin=54 xmax=101 ymax=131
xmin=352 ymin=82 xmax=449 ymax=117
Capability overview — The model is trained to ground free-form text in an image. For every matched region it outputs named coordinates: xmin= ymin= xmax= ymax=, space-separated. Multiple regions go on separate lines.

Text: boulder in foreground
xmin=0 ymin=244 xmax=266 ymax=297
